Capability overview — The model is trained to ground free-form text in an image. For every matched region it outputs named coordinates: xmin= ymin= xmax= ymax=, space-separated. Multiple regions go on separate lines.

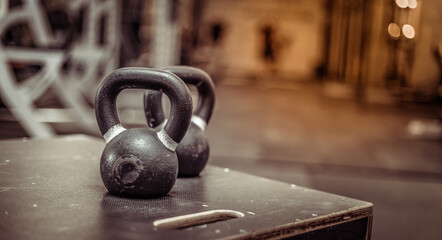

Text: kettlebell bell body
xmin=95 ymin=68 xmax=192 ymax=198
xmin=144 ymin=66 xmax=215 ymax=177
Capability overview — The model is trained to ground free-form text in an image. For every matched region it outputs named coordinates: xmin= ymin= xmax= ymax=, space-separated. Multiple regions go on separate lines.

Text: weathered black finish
xmin=0 ymin=137 xmax=373 ymax=240
xmin=144 ymin=66 xmax=215 ymax=177
xmin=95 ymin=68 xmax=193 ymax=198
xmin=100 ymin=129 xmax=178 ymax=198
xmin=96 ymin=68 xmax=192 ymax=142
xmin=174 ymin=123 xmax=209 ymax=177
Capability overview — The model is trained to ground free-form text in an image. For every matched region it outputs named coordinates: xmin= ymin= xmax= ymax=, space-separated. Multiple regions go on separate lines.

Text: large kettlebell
xmin=95 ymin=68 xmax=192 ymax=198
xmin=144 ymin=66 xmax=215 ymax=177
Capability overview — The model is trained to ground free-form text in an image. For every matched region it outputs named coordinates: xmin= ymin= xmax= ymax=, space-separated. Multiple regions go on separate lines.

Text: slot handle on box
xmin=153 ymin=209 xmax=245 ymax=229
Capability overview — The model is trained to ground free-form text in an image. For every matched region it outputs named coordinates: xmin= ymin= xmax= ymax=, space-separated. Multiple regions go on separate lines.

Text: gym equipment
xmin=0 ymin=0 xmax=120 ymax=137
xmin=144 ymin=66 xmax=215 ymax=177
xmin=95 ymin=68 xmax=192 ymax=198
xmin=0 ymin=136 xmax=374 ymax=239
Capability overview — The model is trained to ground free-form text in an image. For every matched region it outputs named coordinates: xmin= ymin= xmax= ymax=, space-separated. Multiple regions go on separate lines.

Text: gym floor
xmin=206 ymin=80 xmax=442 ymax=240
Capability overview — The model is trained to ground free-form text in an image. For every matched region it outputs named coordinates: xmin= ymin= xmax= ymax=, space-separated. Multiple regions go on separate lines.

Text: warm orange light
xmin=388 ymin=23 xmax=401 ymax=39
xmin=402 ymin=24 xmax=415 ymax=39
xmin=395 ymin=0 xmax=408 ymax=8
xmin=408 ymin=0 xmax=417 ymax=8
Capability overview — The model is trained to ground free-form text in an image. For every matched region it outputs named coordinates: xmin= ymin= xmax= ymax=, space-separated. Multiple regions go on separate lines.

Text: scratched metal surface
xmin=0 ymin=136 xmax=372 ymax=239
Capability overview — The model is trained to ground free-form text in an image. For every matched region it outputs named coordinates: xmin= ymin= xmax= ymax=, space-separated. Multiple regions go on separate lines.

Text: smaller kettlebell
xmin=144 ymin=66 xmax=215 ymax=177
xmin=95 ymin=68 xmax=192 ymax=198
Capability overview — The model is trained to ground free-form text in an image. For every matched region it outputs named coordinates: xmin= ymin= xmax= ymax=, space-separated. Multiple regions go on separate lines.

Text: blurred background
xmin=0 ymin=0 xmax=441 ymax=239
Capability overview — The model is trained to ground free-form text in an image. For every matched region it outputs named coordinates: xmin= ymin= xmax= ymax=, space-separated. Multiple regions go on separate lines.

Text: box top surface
xmin=0 ymin=136 xmax=372 ymax=239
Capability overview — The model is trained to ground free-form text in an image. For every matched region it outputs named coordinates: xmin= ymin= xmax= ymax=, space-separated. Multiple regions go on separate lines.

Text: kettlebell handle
xmin=95 ymin=67 xmax=192 ymax=146
xmin=144 ymin=66 xmax=215 ymax=129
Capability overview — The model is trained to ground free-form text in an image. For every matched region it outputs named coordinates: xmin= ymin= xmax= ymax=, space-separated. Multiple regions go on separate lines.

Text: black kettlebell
xmin=95 ymin=68 xmax=192 ymax=198
xmin=144 ymin=66 xmax=215 ymax=177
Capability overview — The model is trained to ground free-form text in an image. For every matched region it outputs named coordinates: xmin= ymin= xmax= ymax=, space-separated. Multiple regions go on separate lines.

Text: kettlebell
xmin=144 ymin=66 xmax=215 ymax=177
xmin=95 ymin=68 xmax=192 ymax=198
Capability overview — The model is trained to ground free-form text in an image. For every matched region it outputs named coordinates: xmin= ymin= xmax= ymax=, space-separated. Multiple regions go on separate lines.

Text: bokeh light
xmin=402 ymin=24 xmax=415 ymax=39
xmin=395 ymin=0 xmax=408 ymax=8
xmin=388 ymin=23 xmax=401 ymax=39
xmin=408 ymin=0 xmax=417 ymax=9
